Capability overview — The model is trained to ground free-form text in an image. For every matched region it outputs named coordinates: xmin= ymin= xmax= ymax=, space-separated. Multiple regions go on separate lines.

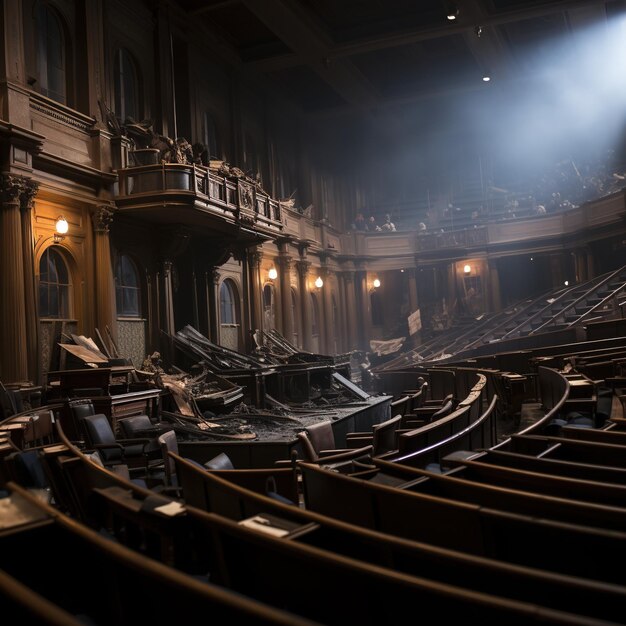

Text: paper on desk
xmin=153 ymin=501 xmax=186 ymax=517
xmin=239 ymin=515 xmax=290 ymax=538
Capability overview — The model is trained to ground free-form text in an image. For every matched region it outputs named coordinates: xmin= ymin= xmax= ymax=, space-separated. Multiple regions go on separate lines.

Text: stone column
xmin=320 ymin=267 xmax=334 ymax=354
xmin=0 ymin=174 xmax=28 ymax=383
xmin=248 ymin=249 xmax=264 ymax=334
xmin=296 ymin=259 xmax=312 ymax=351
xmin=487 ymin=258 xmax=501 ymax=312
xmin=91 ymin=205 xmax=117 ymax=342
xmin=209 ymin=269 xmax=220 ymax=342
xmin=160 ymin=259 xmax=176 ymax=336
xmin=354 ymin=266 xmax=370 ymax=352
xmin=277 ymin=253 xmax=293 ymax=343
xmin=407 ymin=268 xmax=419 ymax=313
xmin=20 ymin=180 xmax=40 ymax=383
xmin=343 ymin=271 xmax=357 ymax=351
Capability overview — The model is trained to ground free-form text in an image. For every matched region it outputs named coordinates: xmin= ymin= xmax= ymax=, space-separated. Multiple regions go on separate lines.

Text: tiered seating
xmin=6 ymin=343 xmax=626 ymax=623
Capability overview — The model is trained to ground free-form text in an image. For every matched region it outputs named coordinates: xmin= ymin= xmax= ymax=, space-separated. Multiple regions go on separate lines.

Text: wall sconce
xmin=54 ymin=215 xmax=69 ymax=244
xmin=314 ymin=276 xmax=324 ymax=289
xmin=463 ymin=264 xmax=471 ymax=274
xmin=372 ymin=278 xmax=381 ymax=289
xmin=268 ymin=267 xmax=278 ymax=281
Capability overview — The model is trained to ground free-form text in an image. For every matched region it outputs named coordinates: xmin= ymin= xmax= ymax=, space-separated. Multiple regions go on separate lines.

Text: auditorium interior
xmin=5 ymin=0 xmax=626 ymax=623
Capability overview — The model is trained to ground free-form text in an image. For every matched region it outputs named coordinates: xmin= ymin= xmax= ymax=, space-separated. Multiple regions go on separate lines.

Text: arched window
xmin=114 ymin=48 xmax=139 ymax=122
xmin=39 ymin=247 xmax=71 ymax=318
xmin=202 ymin=112 xmax=219 ymax=159
xmin=371 ymin=291 xmax=384 ymax=326
xmin=115 ymin=254 xmax=141 ymax=317
xmin=35 ymin=3 xmax=67 ymax=104
xmin=220 ymin=279 xmax=237 ymax=324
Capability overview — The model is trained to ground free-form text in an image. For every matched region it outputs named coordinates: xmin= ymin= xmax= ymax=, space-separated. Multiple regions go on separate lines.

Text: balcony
xmin=115 ymin=162 xmax=283 ymax=239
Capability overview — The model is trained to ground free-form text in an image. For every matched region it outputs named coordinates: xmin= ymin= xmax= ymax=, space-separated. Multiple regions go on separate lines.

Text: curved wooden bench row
xmin=298 ymin=461 xmax=626 ymax=584
xmin=86 ymin=450 xmax=626 ymax=624
xmin=1 ymin=483 xmax=315 ymax=626
xmin=383 ymin=394 xmax=498 ymax=469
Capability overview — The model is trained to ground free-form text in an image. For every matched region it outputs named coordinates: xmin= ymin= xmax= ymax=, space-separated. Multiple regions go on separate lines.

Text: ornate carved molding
xmin=92 ymin=205 xmax=114 ymax=233
xmin=296 ymin=260 xmax=310 ymax=279
xmin=19 ymin=180 xmax=39 ymax=210
xmin=211 ymin=269 xmax=221 ymax=286
xmin=276 ymin=254 xmax=292 ymax=269
xmin=29 ymin=99 xmax=96 ymax=132
xmin=0 ymin=173 xmax=23 ymax=205
xmin=249 ymin=249 xmax=263 ymax=269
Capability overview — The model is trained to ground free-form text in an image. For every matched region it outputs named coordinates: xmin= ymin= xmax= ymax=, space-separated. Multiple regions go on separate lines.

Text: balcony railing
xmin=116 ymin=162 xmax=283 ymax=232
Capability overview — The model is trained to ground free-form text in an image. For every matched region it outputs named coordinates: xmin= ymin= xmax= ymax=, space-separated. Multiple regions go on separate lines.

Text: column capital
xmin=249 ymin=249 xmax=263 ymax=269
xmin=296 ymin=259 xmax=310 ymax=279
xmin=92 ymin=205 xmax=114 ymax=233
xmin=342 ymin=270 xmax=355 ymax=283
xmin=211 ymin=269 xmax=221 ymax=285
xmin=0 ymin=173 xmax=24 ymax=205
xmin=19 ymin=179 xmax=39 ymax=210
xmin=276 ymin=254 xmax=292 ymax=269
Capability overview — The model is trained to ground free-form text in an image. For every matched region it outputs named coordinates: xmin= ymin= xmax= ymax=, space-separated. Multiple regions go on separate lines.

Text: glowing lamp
xmin=373 ymin=278 xmax=381 ymax=289
xmin=268 ymin=267 xmax=278 ymax=280
xmin=463 ymin=264 xmax=471 ymax=274
xmin=55 ymin=216 xmax=69 ymax=234
xmin=314 ymin=276 xmax=324 ymax=289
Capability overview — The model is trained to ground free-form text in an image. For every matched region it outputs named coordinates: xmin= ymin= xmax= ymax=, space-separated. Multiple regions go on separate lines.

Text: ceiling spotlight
xmin=446 ymin=4 xmax=459 ymax=22
xmin=475 ymin=25 xmax=483 ymax=38
xmin=482 ymin=75 xmax=491 ymax=82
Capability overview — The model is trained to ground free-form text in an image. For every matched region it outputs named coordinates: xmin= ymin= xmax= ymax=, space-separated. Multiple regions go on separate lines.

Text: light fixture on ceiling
xmin=268 ymin=267 xmax=278 ymax=281
xmin=314 ymin=276 xmax=324 ymax=289
xmin=446 ymin=4 xmax=459 ymax=20
xmin=482 ymin=75 xmax=491 ymax=82
xmin=54 ymin=215 xmax=69 ymax=244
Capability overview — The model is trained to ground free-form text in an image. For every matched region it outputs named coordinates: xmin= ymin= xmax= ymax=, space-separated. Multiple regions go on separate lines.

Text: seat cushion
xmin=204 ymin=452 xmax=234 ymax=470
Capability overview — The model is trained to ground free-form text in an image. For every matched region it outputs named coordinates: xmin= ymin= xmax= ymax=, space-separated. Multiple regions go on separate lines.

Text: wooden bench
xmin=443 ymin=448 xmax=626 ymax=485
xmin=194 ymin=510 xmax=608 ymax=626
xmin=299 ymin=461 xmax=626 ymax=584
xmin=1 ymin=483 xmax=315 ymax=626
xmin=381 ymin=394 xmax=498 ymax=469
xmin=409 ymin=455 xmax=626 ymax=508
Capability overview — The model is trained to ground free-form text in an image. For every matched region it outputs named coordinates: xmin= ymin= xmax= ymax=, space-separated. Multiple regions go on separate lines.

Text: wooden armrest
xmin=319 ymin=448 xmax=354 ymax=457
xmin=346 ymin=431 xmax=371 ymax=439
xmin=345 ymin=436 xmax=373 ymax=449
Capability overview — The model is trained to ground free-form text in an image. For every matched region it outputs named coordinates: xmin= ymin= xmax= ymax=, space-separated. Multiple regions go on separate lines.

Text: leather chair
xmin=345 ymin=414 xmax=403 ymax=456
xmin=295 ymin=421 xmax=373 ymax=468
xmin=118 ymin=414 xmax=162 ymax=438
xmin=80 ymin=413 xmax=157 ymax=469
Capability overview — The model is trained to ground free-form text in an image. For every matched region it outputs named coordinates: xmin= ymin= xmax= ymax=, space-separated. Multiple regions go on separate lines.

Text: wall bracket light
xmin=54 ymin=215 xmax=69 ymax=244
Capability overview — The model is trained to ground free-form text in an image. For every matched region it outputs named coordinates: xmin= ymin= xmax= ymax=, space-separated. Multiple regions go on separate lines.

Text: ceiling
xmin=178 ymin=0 xmax=626 ymax=116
